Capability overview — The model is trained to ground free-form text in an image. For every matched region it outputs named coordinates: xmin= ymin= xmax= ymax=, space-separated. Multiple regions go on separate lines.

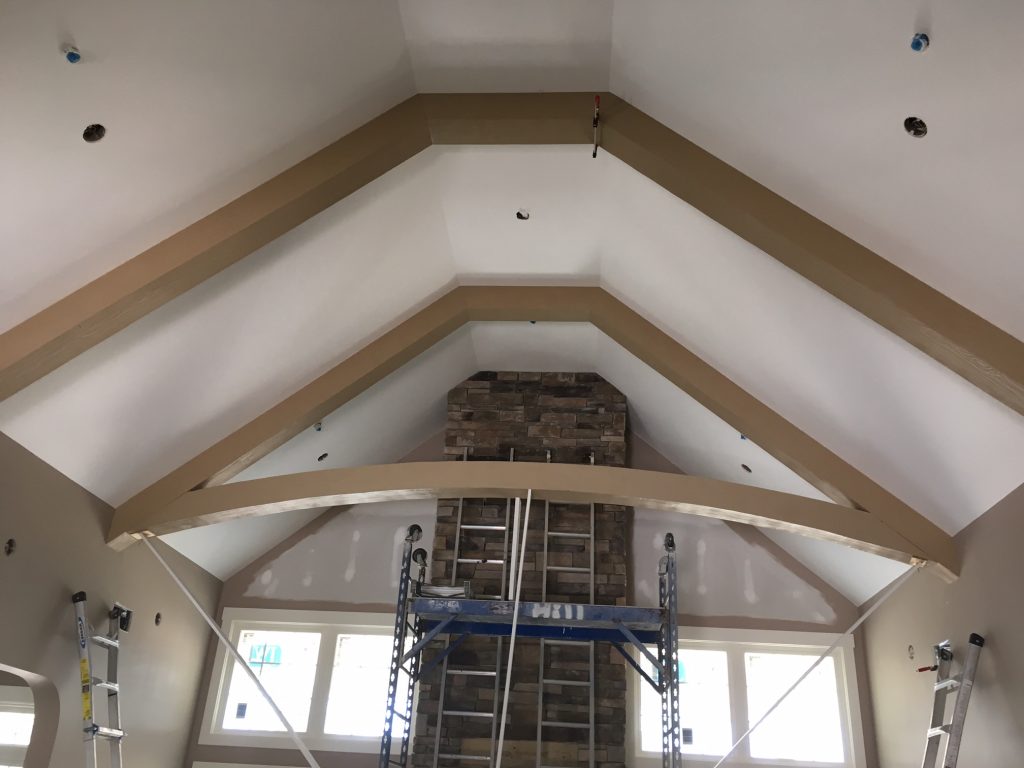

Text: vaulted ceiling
xmin=3 ymin=0 xmax=1022 ymax=605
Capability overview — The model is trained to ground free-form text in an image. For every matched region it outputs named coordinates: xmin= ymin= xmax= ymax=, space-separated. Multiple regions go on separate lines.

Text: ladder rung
xmin=547 ymin=531 xmax=590 ymax=539
xmin=447 ymin=669 xmax=497 ymax=677
xmin=927 ymin=725 xmax=951 ymax=739
xmin=443 ymin=710 xmax=493 ymax=718
xmin=546 ymin=566 xmax=590 ymax=573
xmin=457 ymin=558 xmax=505 ymax=564
xmin=437 ymin=758 xmax=490 ymax=764
xmin=393 ymin=710 xmax=410 ymax=722
xmin=93 ymin=725 xmax=125 ymax=739
xmin=91 ymin=635 xmax=119 ymax=649
xmin=935 ymin=677 xmax=961 ymax=692
xmin=93 ymin=680 xmax=119 ymax=694
xmin=461 ymin=524 xmax=507 ymax=531
xmin=474 ymin=594 xmax=504 ymax=600
xmin=542 ymin=678 xmax=590 ymax=687
xmin=541 ymin=720 xmax=591 ymax=729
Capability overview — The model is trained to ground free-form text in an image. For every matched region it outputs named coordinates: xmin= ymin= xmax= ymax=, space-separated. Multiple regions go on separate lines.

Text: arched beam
xmin=107 ymin=461 xmax=945 ymax=573
xmin=109 ymin=285 xmax=957 ymax=578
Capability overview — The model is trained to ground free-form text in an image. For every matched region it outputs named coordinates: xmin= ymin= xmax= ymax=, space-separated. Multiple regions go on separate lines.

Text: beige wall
xmin=863 ymin=482 xmax=1024 ymax=767
xmin=0 ymin=433 xmax=220 ymax=768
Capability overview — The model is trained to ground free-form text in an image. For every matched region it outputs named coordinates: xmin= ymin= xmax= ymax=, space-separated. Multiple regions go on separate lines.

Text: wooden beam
xmin=110 ymin=461 xmax=928 ymax=568
xmin=6 ymin=93 xmax=1022 ymax=419
xmin=596 ymin=94 xmax=1024 ymax=418
xmin=0 ymin=96 xmax=431 ymax=402
xmin=109 ymin=285 xmax=957 ymax=578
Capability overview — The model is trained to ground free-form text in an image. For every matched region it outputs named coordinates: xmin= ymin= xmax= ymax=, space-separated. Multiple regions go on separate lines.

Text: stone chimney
xmin=413 ymin=372 xmax=631 ymax=768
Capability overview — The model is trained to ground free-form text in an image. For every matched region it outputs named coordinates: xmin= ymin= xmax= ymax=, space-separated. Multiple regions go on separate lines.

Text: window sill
xmin=200 ymin=729 xmax=383 ymax=754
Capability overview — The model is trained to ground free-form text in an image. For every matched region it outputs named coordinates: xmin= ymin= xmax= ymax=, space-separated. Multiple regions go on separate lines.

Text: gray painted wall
xmin=863 ymin=482 xmax=1024 ymax=767
xmin=0 ymin=433 xmax=220 ymax=768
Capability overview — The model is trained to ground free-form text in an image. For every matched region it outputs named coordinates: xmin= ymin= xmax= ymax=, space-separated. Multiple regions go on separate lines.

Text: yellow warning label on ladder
xmin=80 ymin=658 xmax=92 ymax=720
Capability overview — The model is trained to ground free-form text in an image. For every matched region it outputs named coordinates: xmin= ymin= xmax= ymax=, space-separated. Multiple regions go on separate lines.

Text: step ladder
xmin=72 ymin=591 xmax=133 ymax=768
xmin=432 ymin=448 xmax=514 ymax=767
xmin=919 ymin=633 xmax=985 ymax=768
xmin=536 ymin=451 xmax=596 ymax=768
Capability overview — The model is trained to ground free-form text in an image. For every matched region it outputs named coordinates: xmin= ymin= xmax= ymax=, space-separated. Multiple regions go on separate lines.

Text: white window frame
xmin=629 ymin=627 xmax=867 ymax=768
xmin=199 ymin=608 xmax=406 ymax=754
xmin=0 ymin=685 xmax=33 ymax=767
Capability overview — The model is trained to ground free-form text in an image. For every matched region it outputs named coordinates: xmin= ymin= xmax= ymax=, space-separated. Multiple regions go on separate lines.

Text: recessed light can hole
xmin=155 ymin=612 xmax=162 ymax=626
xmin=904 ymin=117 xmax=927 ymax=137
xmin=3 ymin=539 xmax=15 ymax=556
xmin=516 ymin=209 xmax=530 ymax=220
xmin=741 ymin=464 xmax=752 ymax=473
xmin=83 ymin=123 xmax=106 ymax=143
xmin=317 ymin=452 xmax=329 ymax=462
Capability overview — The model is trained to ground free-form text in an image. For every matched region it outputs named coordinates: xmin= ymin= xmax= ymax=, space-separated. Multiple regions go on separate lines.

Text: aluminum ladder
xmin=920 ymin=633 xmax=985 ymax=768
xmin=536 ymin=451 xmax=596 ymax=768
xmin=72 ymin=591 xmax=132 ymax=768
xmin=432 ymin=448 xmax=514 ymax=767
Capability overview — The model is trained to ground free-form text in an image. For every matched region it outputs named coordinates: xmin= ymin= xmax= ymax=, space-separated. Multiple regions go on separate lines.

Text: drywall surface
xmin=633 ymin=509 xmax=844 ymax=627
xmin=235 ymin=500 xmax=438 ymax=606
xmin=0 ymin=432 xmax=220 ymax=768
xmin=632 ymin=437 xmax=853 ymax=630
xmin=863 ymin=482 xmax=1024 ymax=767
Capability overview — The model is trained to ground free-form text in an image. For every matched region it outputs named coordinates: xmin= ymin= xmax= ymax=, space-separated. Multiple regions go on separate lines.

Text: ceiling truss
xmin=108 ymin=285 xmax=958 ymax=579
xmin=2 ymin=93 xmax=1021 ymax=418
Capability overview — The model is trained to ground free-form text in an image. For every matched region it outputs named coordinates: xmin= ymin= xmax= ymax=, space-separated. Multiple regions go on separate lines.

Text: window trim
xmin=629 ymin=627 xmax=867 ymax=768
xmin=199 ymin=608 xmax=405 ymax=754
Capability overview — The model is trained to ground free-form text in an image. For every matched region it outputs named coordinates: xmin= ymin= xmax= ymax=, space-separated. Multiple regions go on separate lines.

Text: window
xmin=638 ymin=649 xmax=732 ymax=756
xmin=202 ymin=609 xmax=410 ymax=754
xmin=221 ymin=630 xmax=321 ymax=732
xmin=324 ymin=634 xmax=410 ymax=737
xmin=633 ymin=629 xmax=864 ymax=768
xmin=746 ymin=652 xmax=844 ymax=763
xmin=0 ymin=686 xmax=33 ymax=768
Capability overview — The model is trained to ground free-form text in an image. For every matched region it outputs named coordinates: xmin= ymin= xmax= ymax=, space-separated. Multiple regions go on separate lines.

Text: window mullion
xmin=212 ymin=621 xmax=242 ymax=732
xmin=727 ymin=646 xmax=751 ymax=761
xmin=306 ymin=629 xmax=337 ymax=738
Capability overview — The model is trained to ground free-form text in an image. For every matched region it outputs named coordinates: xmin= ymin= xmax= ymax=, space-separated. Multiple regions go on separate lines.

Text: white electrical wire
xmin=711 ymin=564 xmax=921 ymax=768
xmin=494 ymin=490 xmax=532 ymax=768
xmin=141 ymin=535 xmax=321 ymax=768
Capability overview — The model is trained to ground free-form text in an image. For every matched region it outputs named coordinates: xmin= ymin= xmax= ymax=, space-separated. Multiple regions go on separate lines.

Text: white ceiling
xmin=3 ymin=3 xmax=1023 ymax=597
xmin=610 ymin=0 xmax=1024 ymax=342
xmin=399 ymin=0 xmax=612 ymax=93
xmin=0 ymin=0 xmax=414 ymax=334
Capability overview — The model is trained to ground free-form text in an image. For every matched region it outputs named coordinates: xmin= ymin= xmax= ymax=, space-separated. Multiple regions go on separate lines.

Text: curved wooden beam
xmin=108 ymin=461 xmax=941 ymax=570
xmin=110 ymin=285 xmax=957 ymax=578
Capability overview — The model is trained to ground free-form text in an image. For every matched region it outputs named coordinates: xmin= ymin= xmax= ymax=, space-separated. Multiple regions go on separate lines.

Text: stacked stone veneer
xmin=413 ymin=372 xmax=632 ymax=768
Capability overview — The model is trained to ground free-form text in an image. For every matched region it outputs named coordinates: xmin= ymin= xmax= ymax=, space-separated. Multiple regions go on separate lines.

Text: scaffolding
xmin=379 ymin=521 xmax=681 ymax=768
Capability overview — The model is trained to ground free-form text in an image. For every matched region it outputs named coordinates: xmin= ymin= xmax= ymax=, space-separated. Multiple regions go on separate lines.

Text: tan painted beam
xmin=111 ymin=461 xmax=926 ymax=567
xmin=0 ymin=96 xmax=431 ymax=402
xmin=596 ymin=94 xmax=1024 ymax=418
xmin=6 ymin=92 xmax=1021 ymax=420
xmin=109 ymin=285 xmax=957 ymax=577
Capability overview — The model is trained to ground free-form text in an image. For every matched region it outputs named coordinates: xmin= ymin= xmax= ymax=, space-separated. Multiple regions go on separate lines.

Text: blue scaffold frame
xmin=379 ymin=525 xmax=681 ymax=768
